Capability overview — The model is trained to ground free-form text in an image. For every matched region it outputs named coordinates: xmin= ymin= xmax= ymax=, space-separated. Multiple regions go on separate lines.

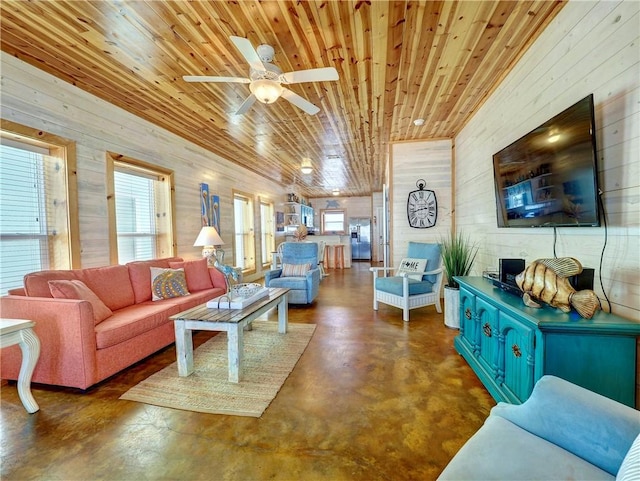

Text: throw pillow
xmin=150 ymin=267 xmax=190 ymax=301
xmin=617 ymin=433 xmax=640 ymax=481
xmin=48 ymin=279 xmax=113 ymax=325
xmin=169 ymin=258 xmax=213 ymax=292
xmin=396 ymin=258 xmax=428 ymax=281
xmin=281 ymin=263 xmax=311 ymax=277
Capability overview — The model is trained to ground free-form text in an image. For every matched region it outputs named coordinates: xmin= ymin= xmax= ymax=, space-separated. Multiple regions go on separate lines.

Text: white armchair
xmin=370 ymin=242 xmax=443 ymax=322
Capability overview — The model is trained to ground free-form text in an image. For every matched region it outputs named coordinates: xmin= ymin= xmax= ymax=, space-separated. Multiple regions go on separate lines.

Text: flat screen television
xmin=492 ymin=94 xmax=601 ymax=228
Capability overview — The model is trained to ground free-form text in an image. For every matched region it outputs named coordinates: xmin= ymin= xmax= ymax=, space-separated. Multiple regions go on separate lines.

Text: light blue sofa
xmin=264 ymin=242 xmax=320 ymax=304
xmin=439 ymin=376 xmax=640 ymax=480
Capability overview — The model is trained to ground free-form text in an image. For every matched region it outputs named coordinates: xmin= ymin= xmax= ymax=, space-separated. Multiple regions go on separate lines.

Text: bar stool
xmin=325 ymin=244 xmax=345 ymax=269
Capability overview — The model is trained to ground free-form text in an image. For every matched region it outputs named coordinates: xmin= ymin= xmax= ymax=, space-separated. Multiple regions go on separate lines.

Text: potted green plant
xmin=440 ymin=231 xmax=478 ymax=328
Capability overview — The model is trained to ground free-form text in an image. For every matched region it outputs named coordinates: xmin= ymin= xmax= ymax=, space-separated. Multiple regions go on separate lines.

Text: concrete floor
xmin=1 ymin=262 xmax=495 ymax=481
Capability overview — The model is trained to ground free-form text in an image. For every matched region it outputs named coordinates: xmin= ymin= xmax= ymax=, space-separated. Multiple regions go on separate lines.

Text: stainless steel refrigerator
xmin=349 ymin=217 xmax=371 ymax=260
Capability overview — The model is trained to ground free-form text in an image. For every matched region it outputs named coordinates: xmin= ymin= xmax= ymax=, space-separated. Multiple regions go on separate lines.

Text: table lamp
xmin=193 ymin=226 xmax=224 ymax=266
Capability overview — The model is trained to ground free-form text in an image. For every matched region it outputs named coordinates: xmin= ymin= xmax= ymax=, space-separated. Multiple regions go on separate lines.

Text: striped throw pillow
xmin=281 ymin=263 xmax=311 ymax=277
xmin=617 ymin=433 xmax=640 ymax=481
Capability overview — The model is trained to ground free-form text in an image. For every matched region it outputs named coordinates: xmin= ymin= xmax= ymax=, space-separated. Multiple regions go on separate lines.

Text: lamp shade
xmin=193 ymin=226 xmax=224 ymax=247
xmin=250 ymin=79 xmax=283 ymax=104
xmin=300 ymin=157 xmax=313 ymax=174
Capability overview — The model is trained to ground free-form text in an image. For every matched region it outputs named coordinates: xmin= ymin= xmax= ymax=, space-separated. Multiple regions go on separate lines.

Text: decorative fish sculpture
xmin=515 ymin=257 xmax=600 ymax=319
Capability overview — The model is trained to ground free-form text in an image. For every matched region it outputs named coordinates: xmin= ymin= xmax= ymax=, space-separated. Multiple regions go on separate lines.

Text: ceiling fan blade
xmin=235 ymin=94 xmax=257 ymax=115
xmin=281 ymin=67 xmax=339 ymax=84
xmin=183 ymin=76 xmax=250 ymax=83
xmin=281 ymin=88 xmax=320 ymax=115
xmin=230 ymin=36 xmax=265 ymax=72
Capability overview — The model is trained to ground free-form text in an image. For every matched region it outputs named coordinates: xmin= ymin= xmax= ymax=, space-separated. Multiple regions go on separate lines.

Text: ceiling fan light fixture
xmin=300 ymin=157 xmax=313 ymax=174
xmin=332 ymin=189 xmax=340 ymax=196
xmin=250 ymin=79 xmax=283 ymax=104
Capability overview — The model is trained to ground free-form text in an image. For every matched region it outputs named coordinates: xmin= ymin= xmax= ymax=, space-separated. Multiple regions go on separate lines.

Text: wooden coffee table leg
xmin=227 ymin=323 xmax=244 ymax=383
xmin=174 ymin=320 xmax=194 ymax=377
xmin=278 ymin=293 xmax=288 ymax=334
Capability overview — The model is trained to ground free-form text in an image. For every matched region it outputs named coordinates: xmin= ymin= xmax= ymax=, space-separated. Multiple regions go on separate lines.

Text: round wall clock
xmin=407 ymin=179 xmax=437 ymax=228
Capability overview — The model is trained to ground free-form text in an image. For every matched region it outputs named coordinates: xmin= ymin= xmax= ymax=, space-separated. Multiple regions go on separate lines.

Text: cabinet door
xmin=458 ymin=287 xmax=476 ymax=353
xmin=497 ymin=312 xmax=536 ymax=403
xmin=476 ymin=298 xmax=498 ymax=379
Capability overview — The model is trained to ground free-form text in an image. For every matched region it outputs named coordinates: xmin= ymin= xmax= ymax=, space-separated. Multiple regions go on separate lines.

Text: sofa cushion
xmin=127 ymin=257 xmax=183 ymax=303
xmin=23 ymin=269 xmax=82 ymax=297
xmin=491 ymin=375 xmax=640 ymax=476
xmin=282 ymin=263 xmax=311 ymax=277
xmin=438 ymin=415 xmax=614 ymax=481
xmin=94 ymin=302 xmax=183 ymax=349
xmin=396 ymin=258 xmax=428 ymax=280
xmin=169 ymin=258 xmax=213 ymax=291
xmin=48 ymin=280 xmax=113 ymax=325
xmin=79 ymin=264 xmax=135 ymax=311
xmin=375 ymin=277 xmax=434 ymax=296
xmin=150 ymin=267 xmax=190 ymax=300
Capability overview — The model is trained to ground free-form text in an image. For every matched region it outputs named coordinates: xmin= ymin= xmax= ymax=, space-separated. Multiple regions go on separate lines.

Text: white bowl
xmin=230 ymin=283 xmax=263 ymax=299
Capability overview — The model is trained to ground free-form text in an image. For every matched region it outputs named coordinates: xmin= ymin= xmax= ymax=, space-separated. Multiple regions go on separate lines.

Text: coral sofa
xmin=0 ymin=257 xmax=227 ymax=390
xmin=438 ymin=375 xmax=640 ymax=480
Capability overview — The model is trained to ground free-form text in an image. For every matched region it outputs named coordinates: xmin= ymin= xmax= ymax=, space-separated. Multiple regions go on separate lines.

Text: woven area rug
xmin=120 ymin=322 xmax=316 ymax=417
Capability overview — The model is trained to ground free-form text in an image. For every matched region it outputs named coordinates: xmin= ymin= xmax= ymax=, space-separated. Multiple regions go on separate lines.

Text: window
xmin=260 ymin=199 xmax=275 ymax=266
xmin=0 ymin=123 xmax=78 ymax=295
xmin=321 ymin=209 xmax=346 ymax=234
xmin=107 ymin=153 xmax=175 ymax=264
xmin=233 ymin=192 xmax=255 ymax=272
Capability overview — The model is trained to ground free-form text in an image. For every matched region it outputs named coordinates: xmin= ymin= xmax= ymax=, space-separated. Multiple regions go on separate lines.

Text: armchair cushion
xmin=407 ymin=242 xmax=441 ymax=282
xmin=375 ymin=277 xmax=434 ymax=296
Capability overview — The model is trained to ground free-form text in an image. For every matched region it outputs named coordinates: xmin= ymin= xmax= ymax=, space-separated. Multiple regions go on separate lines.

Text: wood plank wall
xmin=390 ymin=139 xmax=453 ymax=267
xmin=455 ymin=0 xmax=639 ymax=321
xmin=0 ymin=51 xmax=285 ymax=282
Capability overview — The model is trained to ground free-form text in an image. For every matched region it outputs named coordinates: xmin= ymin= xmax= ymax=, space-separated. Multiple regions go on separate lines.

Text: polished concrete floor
xmin=1 ymin=262 xmax=495 ymax=481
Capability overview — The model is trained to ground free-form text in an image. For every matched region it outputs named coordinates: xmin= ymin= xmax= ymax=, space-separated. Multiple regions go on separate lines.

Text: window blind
xmin=0 ymin=142 xmax=51 ymax=294
xmin=114 ymin=169 xmax=157 ymax=263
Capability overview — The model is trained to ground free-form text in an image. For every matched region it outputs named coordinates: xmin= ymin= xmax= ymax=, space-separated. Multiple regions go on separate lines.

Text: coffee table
xmin=171 ymin=287 xmax=289 ymax=383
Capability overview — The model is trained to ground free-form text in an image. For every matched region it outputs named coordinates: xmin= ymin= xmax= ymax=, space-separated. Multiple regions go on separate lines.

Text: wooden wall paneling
xmin=1 ymin=51 xmax=285 ymax=279
xmin=390 ymin=139 xmax=452 ymax=267
xmin=454 ymin=0 xmax=639 ymax=320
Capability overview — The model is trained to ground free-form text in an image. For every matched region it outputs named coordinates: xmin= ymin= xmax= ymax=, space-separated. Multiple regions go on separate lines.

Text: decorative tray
xmin=206 ymin=287 xmax=270 ymax=309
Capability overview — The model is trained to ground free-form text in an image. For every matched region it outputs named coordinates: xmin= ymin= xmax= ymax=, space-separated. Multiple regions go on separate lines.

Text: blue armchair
xmin=264 ymin=242 xmax=320 ymax=304
xmin=370 ymin=242 xmax=443 ymax=321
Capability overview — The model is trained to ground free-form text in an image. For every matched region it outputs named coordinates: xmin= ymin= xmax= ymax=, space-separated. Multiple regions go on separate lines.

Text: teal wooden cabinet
xmin=454 ymin=276 xmax=640 ymax=407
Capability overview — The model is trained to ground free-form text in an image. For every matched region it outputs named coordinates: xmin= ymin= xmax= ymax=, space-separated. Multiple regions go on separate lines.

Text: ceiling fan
xmin=183 ymin=36 xmax=339 ymax=116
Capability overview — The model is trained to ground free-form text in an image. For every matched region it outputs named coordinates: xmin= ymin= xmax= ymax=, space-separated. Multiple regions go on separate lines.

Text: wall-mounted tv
xmin=492 ymin=94 xmax=600 ymax=228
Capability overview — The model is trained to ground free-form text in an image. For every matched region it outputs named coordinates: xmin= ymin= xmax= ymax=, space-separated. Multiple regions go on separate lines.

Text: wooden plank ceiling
xmin=0 ymin=0 xmax=565 ymax=197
